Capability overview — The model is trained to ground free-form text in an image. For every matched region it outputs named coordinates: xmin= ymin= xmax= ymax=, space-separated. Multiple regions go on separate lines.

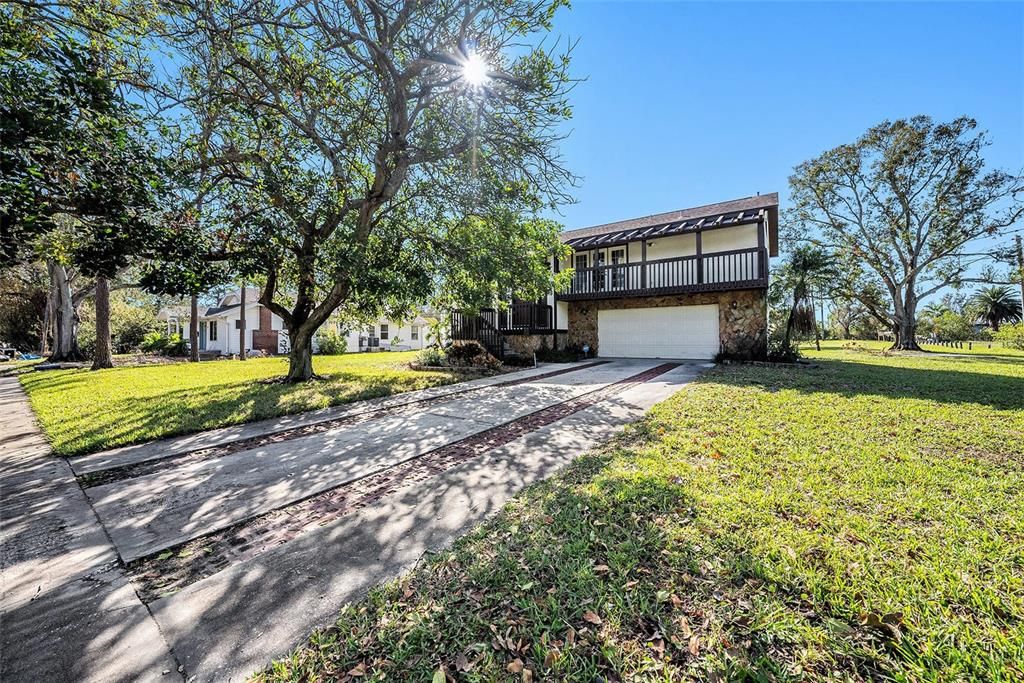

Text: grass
xmin=258 ymin=349 xmax=1024 ymax=682
xmin=21 ymin=352 xmax=462 ymax=457
xmin=808 ymin=338 xmax=1024 ymax=359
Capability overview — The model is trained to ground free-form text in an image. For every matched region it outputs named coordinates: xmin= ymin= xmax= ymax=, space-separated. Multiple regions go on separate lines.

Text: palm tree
xmin=777 ymin=246 xmax=832 ymax=352
xmin=969 ymin=286 xmax=1022 ymax=331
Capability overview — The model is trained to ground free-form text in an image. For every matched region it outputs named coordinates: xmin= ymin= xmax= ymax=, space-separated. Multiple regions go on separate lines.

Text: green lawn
xmin=21 ymin=352 xmax=461 ymax=457
xmin=810 ymin=338 xmax=1024 ymax=359
xmin=259 ymin=349 xmax=1024 ymax=682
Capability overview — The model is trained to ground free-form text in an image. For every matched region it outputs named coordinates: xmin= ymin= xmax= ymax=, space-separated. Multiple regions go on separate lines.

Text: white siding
xmin=701 ymin=224 xmax=759 ymax=253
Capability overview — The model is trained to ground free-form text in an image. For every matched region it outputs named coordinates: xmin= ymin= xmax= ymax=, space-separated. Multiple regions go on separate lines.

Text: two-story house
xmin=451 ymin=193 xmax=779 ymax=360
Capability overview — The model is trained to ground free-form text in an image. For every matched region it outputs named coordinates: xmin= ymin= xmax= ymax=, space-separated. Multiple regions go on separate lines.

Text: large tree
xmin=1 ymin=2 xmax=170 ymax=364
xmin=788 ymin=116 xmax=1024 ymax=350
xmin=155 ymin=0 xmax=575 ymax=381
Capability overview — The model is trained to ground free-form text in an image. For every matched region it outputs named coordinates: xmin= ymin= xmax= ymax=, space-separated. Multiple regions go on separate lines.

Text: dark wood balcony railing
xmin=560 ymin=247 xmax=767 ymax=301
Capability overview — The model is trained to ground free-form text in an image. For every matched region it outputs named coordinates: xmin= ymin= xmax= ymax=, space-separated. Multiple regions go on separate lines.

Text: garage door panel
xmin=598 ymin=305 xmax=719 ymax=359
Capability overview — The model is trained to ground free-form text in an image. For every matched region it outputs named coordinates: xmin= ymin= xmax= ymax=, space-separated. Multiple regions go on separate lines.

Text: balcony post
xmin=641 ymin=240 xmax=647 ymax=289
xmin=696 ymin=231 xmax=703 ymax=284
xmin=757 ymin=217 xmax=766 ymax=282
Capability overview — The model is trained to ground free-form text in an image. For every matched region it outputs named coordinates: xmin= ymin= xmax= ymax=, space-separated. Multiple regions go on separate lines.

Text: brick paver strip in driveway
xmin=0 ymin=377 xmax=179 ymax=682
xmin=85 ymin=361 xmax=648 ymax=564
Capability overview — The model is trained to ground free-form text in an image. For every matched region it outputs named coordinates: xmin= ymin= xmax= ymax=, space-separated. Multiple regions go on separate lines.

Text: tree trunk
xmin=40 ymin=296 xmax=52 ymax=355
xmin=190 ymin=294 xmax=200 ymax=362
xmin=239 ymin=284 xmax=247 ymax=361
xmin=47 ymin=260 xmax=85 ymax=362
xmin=91 ymin=277 xmax=113 ymax=370
xmin=991 ymin=319 xmax=1000 ymax=332
xmin=892 ymin=314 xmax=922 ymax=351
xmin=285 ymin=324 xmax=315 ymax=381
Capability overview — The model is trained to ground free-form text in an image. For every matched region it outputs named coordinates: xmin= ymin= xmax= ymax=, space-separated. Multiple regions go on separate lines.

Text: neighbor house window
xmin=209 ymin=322 xmax=218 ymax=341
xmin=411 ymin=326 xmax=419 ymax=341
xmin=379 ymin=324 xmax=389 ymax=340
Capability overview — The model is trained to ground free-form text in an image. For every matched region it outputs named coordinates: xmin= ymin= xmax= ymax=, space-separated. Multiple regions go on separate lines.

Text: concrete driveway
xmin=1 ymin=359 xmax=708 ymax=682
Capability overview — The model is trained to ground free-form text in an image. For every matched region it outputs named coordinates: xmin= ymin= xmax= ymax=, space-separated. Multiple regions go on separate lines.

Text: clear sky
xmin=546 ymin=1 xmax=1023 ymax=233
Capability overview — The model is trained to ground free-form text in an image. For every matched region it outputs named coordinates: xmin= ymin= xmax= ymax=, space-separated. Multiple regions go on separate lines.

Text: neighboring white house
xmin=158 ymin=290 xmax=437 ymax=356
xmin=157 ymin=287 xmax=286 ymax=356
xmin=340 ymin=311 xmax=433 ymax=352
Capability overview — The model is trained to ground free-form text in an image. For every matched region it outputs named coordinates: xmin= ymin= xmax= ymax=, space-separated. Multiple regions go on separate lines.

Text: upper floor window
xmin=574 ymin=254 xmax=588 ymax=270
xmin=411 ymin=325 xmax=419 ymax=340
xmin=379 ymin=324 xmax=389 ymax=340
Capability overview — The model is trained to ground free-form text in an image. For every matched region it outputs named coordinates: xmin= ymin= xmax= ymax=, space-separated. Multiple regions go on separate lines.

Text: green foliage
xmin=0 ymin=5 xmax=169 ymax=275
xmin=766 ymin=324 xmax=801 ymax=362
xmin=259 ymin=350 xmax=1024 ymax=682
xmin=78 ymin=289 xmax=159 ymax=354
xmin=140 ymin=331 xmax=170 ymax=353
xmin=930 ymin=310 xmax=974 ymax=341
xmin=416 ymin=346 xmax=445 ymax=367
xmin=787 ymin=116 xmax=1023 ymax=346
xmin=150 ymin=0 xmax=577 ymax=380
xmin=993 ymin=323 xmax=1024 ymax=350
xmin=0 ymin=266 xmax=46 ymax=350
xmin=315 ymin=329 xmax=348 ymax=355
xmin=968 ymin=285 xmax=1022 ymax=330
xmin=20 ymin=352 xmax=460 ymax=456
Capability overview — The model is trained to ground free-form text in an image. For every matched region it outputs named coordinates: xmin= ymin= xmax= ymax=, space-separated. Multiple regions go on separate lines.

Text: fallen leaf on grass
xmin=507 ymin=658 xmax=524 ymax=673
xmin=403 ymin=586 xmax=415 ymax=599
xmin=582 ymin=610 xmax=602 ymax=625
xmin=455 ymin=652 xmax=472 ymax=673
xmin=431 ymin=667 xmax=446 ymax=683
xmin=347 ymin=662 xmax=367 ymax=677
xmin=594 ymin=564 xmax=610 ymax=574
xmin=688 ymin=635 xmax=700 ymax=656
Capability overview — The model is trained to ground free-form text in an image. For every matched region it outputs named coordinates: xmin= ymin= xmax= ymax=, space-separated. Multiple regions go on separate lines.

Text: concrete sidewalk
xmin=0 ymin=377 xmax=180 ymax=682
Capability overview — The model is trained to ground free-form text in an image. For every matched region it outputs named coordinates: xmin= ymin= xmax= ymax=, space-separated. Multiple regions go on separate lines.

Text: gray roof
xmin=203 ymin=303 xmax=241 ymax=317
xmin=561 ymin=193 xmax=780 ymax=255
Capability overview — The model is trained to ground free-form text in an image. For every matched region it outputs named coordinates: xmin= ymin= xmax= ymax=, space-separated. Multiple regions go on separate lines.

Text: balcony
xmin=558 ymin=247 xmax=767 ymax=301
xmin=479 ymin=302 xmax=553 ymax=334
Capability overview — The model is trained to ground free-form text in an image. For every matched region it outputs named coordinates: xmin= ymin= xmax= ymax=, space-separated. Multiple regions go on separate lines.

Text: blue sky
xmin=547 ymin=1 xmax=1023 ymax=232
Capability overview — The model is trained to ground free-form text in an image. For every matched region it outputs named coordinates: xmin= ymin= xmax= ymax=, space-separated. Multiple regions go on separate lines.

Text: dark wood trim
xmin=557 ymin=280 xmax=768 ymax=302
xmin=557 ymin=247 xmax=767 ymax=301
xmin=696 ymin=231 xmax=703 ymax=284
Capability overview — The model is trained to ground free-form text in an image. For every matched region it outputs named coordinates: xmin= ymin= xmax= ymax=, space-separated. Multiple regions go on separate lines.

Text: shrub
xmin=316 ymin=329 xmax=348 ymax=355
xmin=932 ymin=311 xmax=973 ymax=342
xmin=163 ymin=333 xmax=188 ymax=357
xmin=416 ymin=346 xmax=444 ymax=366
xmin=994 ymin=322 xmax=1024 ymax=350
xmin=141 ymin=331 xmax=170 ymax=353
xmin=766 ymin=326 xmax=801 ymax=362
xmin=445 ymin=340 xmax=488 ymax=366
xmin=112 ymin=307 xmax=158 ymax=353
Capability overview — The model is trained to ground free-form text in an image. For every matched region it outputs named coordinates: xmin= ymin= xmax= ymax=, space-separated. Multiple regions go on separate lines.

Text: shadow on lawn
xmin=719 ymin=356 xmax=1024 ymax=411
xmin=49 ymin=369 xmax=459 ymax=457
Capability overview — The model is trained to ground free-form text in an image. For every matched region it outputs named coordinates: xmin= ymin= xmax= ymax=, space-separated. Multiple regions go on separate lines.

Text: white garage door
xmin=598 ymin=305 xmax=719 ymax=359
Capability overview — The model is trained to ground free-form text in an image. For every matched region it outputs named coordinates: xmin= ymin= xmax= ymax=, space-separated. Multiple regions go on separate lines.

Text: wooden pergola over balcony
xmin=556 ymin=194 xmax=778 ymax=302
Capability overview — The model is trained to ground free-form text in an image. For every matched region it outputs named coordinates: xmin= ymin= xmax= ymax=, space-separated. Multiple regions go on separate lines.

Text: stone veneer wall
xmin=565 ymin=290 xmax=767 ymax=359
xmin=505 ymin=332 xmax=568 ymax=356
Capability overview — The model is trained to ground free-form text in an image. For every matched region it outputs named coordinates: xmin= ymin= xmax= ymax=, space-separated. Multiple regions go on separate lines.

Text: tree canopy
xmin=787 ymin=115 xmax=1023 ymax=350
xmin=150 ymin=0 xmax=577 ymax=380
